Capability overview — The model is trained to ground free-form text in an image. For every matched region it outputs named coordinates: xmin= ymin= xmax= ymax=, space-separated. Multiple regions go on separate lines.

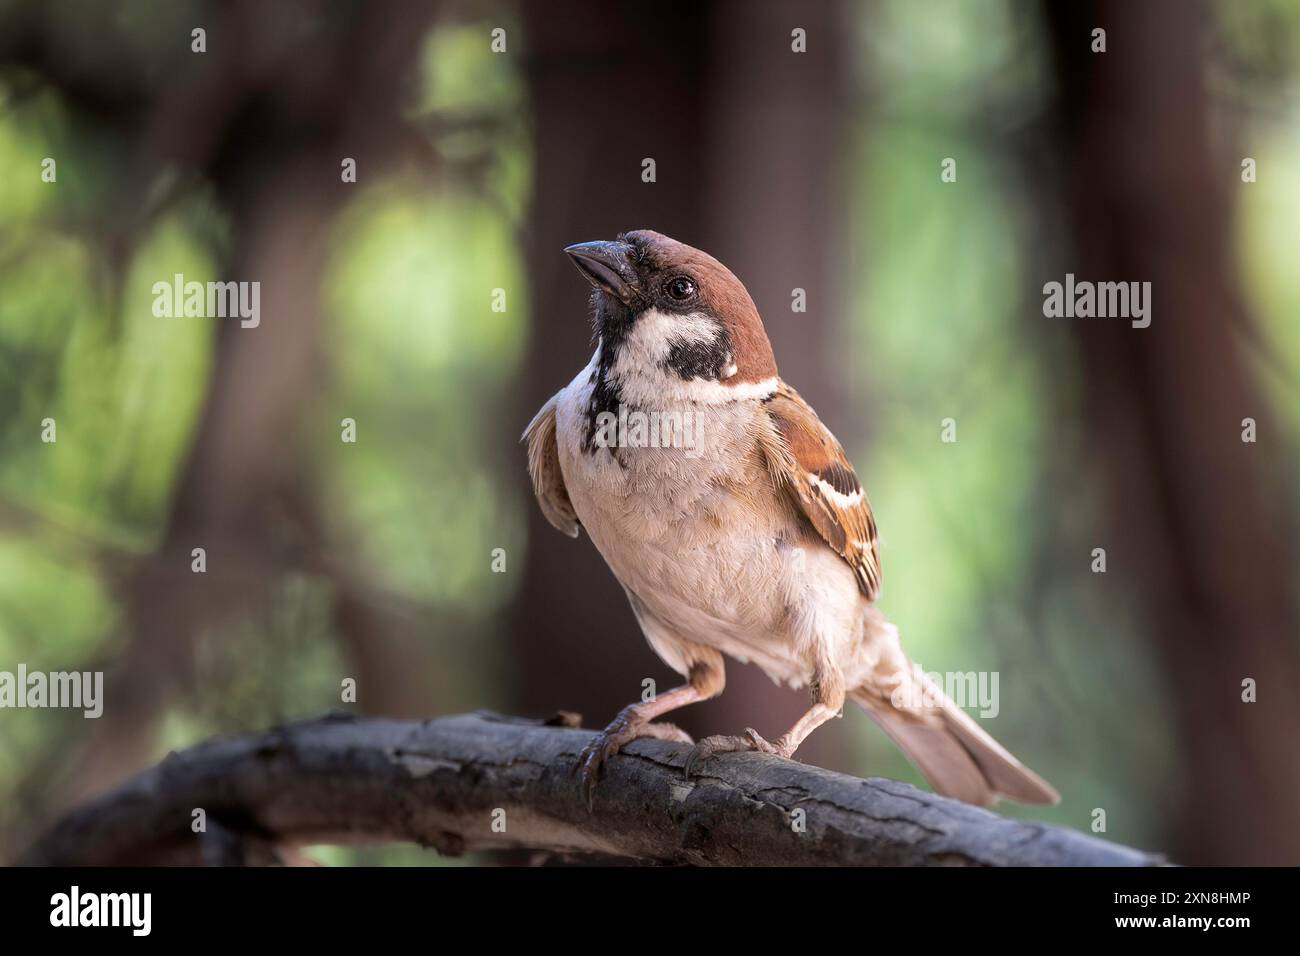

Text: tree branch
xmin=18 ymin=712 xmax=1164 ymax=866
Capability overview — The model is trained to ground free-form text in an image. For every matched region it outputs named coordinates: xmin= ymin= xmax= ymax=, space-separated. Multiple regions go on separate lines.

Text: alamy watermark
xmin=152 ymin=273 xmax=260 ymax=328
xmin=0 ymin=665 xmax=102 ymax=718
xmin=1043 ymin=273 xmax=1151 ymax=328
xmin=50 ymin=886 xmax=150 ymax=936
xmin=891 ymin=669 xmax=1000 ymax=718
xmin=592 ymin=404 xmax=704 ymax=458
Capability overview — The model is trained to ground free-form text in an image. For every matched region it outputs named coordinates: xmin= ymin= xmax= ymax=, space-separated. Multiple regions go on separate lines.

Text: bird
xmin=522 ymin=229 xmax=1058 ymax=808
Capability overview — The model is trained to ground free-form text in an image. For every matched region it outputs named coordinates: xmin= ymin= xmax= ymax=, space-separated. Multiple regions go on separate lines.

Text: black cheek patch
xmin=664 ymin=334 xmax=732 ymax=381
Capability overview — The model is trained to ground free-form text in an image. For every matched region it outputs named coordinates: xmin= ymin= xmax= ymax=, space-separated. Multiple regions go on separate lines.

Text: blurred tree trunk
xmin=514 ymin=0 xmax=852 ymax=768
xmin=7 ymin=0 xmax=440 ymax=818
xmin=1042 ymin=0 xmax=1300 ymax=864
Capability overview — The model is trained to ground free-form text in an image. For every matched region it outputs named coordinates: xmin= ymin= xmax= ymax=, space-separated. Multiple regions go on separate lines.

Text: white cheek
xmin=620 ymin=308 xmax=720 ymax=366
xmin=609 ymin=309 xmax=720 ymax=405
xmin=606 ymin=308 xmax=779 ymax=407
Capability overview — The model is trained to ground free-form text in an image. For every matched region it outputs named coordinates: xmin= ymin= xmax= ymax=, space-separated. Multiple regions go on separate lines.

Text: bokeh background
xmin=1 ymin=0 xmax=1297 ymax=865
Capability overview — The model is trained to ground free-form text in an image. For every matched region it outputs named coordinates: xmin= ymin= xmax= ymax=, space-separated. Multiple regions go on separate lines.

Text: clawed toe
xmin=574 ymin=730 xmax=624 ymax=810
xmin=632 ymin=721 xmax=694 ymax=745
xmin=683 ymin=728 xmax=783 ymax=778
xmin=574 ymin=717 xmax=695 ymax=810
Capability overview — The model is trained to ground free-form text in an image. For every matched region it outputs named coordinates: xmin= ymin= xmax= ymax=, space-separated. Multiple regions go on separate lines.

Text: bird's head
xmin=564 ymin=230 xmax=777 ymax=406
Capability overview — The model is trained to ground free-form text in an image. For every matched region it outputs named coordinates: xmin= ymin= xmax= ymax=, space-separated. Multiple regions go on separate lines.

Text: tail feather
xmin=850 ymin=673 xmax=1059 ymax=807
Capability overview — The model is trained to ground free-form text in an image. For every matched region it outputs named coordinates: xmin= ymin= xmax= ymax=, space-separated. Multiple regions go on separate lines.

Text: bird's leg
xmin=575 ymin=657 xmax=724 ymax=807
xmin=685 ymin=660 xmax=845 ymax=777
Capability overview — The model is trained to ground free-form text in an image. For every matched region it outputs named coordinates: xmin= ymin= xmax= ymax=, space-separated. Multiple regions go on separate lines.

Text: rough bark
xmin=20 ymin=712 xmax=1163 ymax=867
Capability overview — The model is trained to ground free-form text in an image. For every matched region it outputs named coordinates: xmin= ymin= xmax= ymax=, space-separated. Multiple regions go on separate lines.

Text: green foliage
xmin=0 ymin=13 xmax=529 ymax=865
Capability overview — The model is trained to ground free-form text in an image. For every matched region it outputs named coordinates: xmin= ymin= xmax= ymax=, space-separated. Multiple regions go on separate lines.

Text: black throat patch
xmin=582 ymin=294 xmax=630 ymax=455
xmin=581 ymin=296 xmax=734 ymax=456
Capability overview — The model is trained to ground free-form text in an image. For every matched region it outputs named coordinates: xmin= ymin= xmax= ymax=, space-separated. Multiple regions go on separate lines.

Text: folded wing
xmin=760 ymin=381 xmax=881 ymax=600
xmin=522 ymin=394 xmax=581 ymax=538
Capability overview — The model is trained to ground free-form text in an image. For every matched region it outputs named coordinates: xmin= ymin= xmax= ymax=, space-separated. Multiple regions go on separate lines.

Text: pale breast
xmin=551 ymin=360 xmax=863 ymax=685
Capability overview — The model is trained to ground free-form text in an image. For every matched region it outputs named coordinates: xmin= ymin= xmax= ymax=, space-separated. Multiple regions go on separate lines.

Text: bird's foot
xmin=574 ymin=709 xmax=693 ymax=809
xmin=632 ymin=721 xmax=695 ymax=745
xmin=683 ymin=728 xmax=792 ymax=778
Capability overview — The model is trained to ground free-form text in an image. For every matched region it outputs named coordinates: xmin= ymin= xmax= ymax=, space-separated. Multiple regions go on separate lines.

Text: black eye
xmin=666 ymin=276 xmax=696 ymax=301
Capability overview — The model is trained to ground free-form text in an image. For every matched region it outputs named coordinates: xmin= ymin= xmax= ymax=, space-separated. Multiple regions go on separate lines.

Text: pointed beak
xmin=564 ymin=240 xmax=640 ymax=304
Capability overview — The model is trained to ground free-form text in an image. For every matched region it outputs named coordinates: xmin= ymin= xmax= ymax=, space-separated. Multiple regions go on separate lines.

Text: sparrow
xmin=523 ymin=229 xmax=1058 ymax=808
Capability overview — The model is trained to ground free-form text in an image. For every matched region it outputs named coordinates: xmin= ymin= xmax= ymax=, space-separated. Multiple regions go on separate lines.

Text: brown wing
xmin=522 ymin=394 xmax=581 ymax=538
xmin=760 ymin=381 xmax=881 ymax=600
